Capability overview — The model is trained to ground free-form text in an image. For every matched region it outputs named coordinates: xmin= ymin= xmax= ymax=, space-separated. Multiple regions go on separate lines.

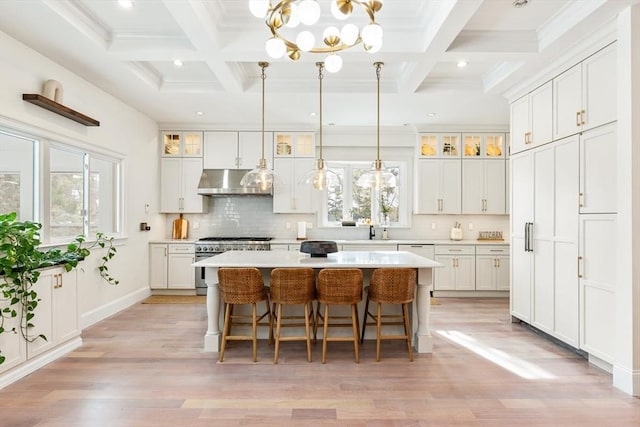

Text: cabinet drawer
xmin=435 ymin=245 xmax=475 ymax=255
xmin=168 ymin=244 xmax=195 ymax=254
xmin=476 ymin=246 xmax=510 ymax=255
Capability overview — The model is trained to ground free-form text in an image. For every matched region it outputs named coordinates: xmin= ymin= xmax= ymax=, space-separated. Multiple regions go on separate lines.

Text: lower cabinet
xmin=475 ymin=246 xmax=510 ymax=290
xmin=150 ymin=243 xmax=195 ymax=290
xmin=1 ymin=267 xmax=79 ymax=375
xmin=341 ymin=244 xmax=397 ymax=251
xmin=434 ymin=246 xmax=475 ymax=291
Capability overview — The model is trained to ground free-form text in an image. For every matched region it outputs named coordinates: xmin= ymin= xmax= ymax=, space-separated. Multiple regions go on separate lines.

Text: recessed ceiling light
xmin=195 ymin=111 xmax=204 ymax=116
xmin=457 ymin=60 xmax=468 ymax=68
xmin=173 ymin=59 xmax=183 ymax=67
xmin=118 ymin=0 xmax=134 ymax=8
xmin=426 ymin=112 xmax=436 ymax=117
xmin=512 ymin=0 xmax=530 ymax=8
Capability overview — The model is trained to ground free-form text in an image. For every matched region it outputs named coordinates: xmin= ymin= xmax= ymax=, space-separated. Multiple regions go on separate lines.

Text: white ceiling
xmin=0 ymin=0 xmax=630 ymax=129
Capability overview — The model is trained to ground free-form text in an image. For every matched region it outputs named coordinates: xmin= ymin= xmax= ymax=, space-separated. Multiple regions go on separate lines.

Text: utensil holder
xmin=450 ymin=228 xmax=463 ymax=241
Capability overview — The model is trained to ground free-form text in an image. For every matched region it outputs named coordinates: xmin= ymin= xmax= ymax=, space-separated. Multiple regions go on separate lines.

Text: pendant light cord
xmin=317 ymin=62 xmax=324 ymax=161
xmin=375 ymin=61 xmax=382 ymax=163
xmin=259 ymin=61 xmax=268 ymax=162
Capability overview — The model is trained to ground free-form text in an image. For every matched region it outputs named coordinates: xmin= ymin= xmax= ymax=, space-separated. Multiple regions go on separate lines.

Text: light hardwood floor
xmin=0 ymin=298 xmax=638 ymax=426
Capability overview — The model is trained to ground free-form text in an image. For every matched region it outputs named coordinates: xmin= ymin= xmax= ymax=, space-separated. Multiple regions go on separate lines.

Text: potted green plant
xmin=0 ymin=212 xmax=118 ymax=365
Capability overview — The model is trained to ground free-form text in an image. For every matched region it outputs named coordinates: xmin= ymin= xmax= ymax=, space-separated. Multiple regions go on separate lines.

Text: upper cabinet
xmin=462 ymin=133 xmax=506 ymax=158
xmin=161 ymin=131 xmax=203 ymax=157
xmin=510 ymin=81 xmax=553 ymax=155
xmin=414 ymin=159 xmax=461 ymax=214
xmin=203 ymin=131 xmax=273 ymax=170
xmin=553 ymin=43 xmax=616 ymax=141
xmin=462 ymin=159 xmax=506 ymax=215
xmin=418 ymin=133 xmax=461 ymax=158
xmin=273 ymin=132 xmax=315 ymax=158
xmin=160 ymin=130 xmax=206 ymax=213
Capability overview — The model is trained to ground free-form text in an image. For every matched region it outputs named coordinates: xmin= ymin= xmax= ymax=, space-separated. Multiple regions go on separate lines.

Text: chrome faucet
xmin=369 ymin=224 xmax=376 ymax=240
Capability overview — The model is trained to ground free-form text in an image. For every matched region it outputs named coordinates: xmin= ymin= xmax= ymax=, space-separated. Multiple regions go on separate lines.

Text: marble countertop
xmin=193 ymin=250 xmax=442 ymax=269
xmin=151 ymin=238 xmax=508 ymax=246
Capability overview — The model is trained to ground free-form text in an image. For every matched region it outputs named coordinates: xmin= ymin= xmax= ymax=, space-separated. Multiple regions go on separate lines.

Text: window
xmin=323 ymin=161 xmax=408 ymax=227
xmin=0 ymin=129 xmax=37 ymax=221
xmin=0 ymin=123 xmax=123 ymax=243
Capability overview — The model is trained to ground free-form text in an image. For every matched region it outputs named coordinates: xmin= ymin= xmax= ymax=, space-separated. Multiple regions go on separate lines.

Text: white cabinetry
xmin=579 ymin=214 xmax=616 ymax=363
xmin=160 ymin=157 xmax=205 ymax=213
xmin=274 ymin=132 xmax=315 ymax=157
xmin=510 ymin=81 xmax=553 ymax=155
xmin=553 ymin=43 xmax=616 ymax=141
xmin=341 ymin=243 xmax=397 ymax=251
xmin=415 ymin=159 xmax=461 ymax=214
xmin=417 ymin=133 xmax=461 ymax=158
xmin=462 ymin=159 xmax=506 ymax=214
xmin=475 ymin=246 xmax=510 ymax=291
xmin=161 ymin=131 xmax=203 ymax=157
xmin=510 ymin=136 xmax=579 ymax=346
xmin=434 ymin=246 xmax=475 ymax=291
xmin=579 ymin=123 xmax=617 ymax=214
xmin=27 ymin=269 xmax=79 ymax=359
xmin=461 ymin=133 xmax=506 ymax=158
xmin=203 ymin=131 xmax=273 ymax=170
xmin=273 ymin=157 xmax=315 ymax=213
xmin=0 ymin=298 xmax=26 ymax=373
xmin=149 ymin=243 xmax=195 ymax=290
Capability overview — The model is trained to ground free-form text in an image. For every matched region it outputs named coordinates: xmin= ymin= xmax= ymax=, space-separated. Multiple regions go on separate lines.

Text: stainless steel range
xmin=194 ymin=237 xmax=272 ymax=295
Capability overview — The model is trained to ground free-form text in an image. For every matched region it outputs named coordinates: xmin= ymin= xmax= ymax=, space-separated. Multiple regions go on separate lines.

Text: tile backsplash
xmin=165 ymin=196 xmax=509 ymax=241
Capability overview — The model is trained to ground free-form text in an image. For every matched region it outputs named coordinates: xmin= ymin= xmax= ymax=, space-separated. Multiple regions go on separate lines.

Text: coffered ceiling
xmin=0 ymin=0 xmax=629 ymax=129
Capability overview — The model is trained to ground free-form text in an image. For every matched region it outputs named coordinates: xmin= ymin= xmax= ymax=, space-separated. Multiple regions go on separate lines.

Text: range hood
xmin=197 ymin=169 xmax=272 ymax=196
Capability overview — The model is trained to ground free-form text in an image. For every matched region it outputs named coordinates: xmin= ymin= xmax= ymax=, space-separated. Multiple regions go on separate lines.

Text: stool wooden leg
xmin=304 ymin=303 xmax=312 ymax=362
xmin=273 ymin=303 xmax=283 ymax=364
xmin=352 ymin=304 xmax=360 ymax=363
xmin=251 ymin=303 xmax=258 ymax=362
xmin=375 ymin=302 xmax=383 ymax=362
xmin=403 ymin=303 xmax=414 ymax=361
xmin=361 ymin=296 xmax=370 ymax=343
xmin=219 ymin=303 xmax=232 ymax=362
xmin=322 ymin=304 xmax=329 ymax=364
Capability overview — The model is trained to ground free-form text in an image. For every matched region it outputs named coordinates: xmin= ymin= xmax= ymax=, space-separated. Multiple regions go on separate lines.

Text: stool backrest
xmin=270 ymin=268 xmax=315 ymax=304
xmin=218 ymin=267 xmax=265 ymax=304
xmin=317 ymin=268 xmax=363 ymax=305
xmin=369 ymin=268 xmax=417 ymax=304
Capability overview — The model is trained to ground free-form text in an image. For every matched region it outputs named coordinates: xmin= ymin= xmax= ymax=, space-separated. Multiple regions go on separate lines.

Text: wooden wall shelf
xmin=22 ymin=94 xmax=100 ymax=126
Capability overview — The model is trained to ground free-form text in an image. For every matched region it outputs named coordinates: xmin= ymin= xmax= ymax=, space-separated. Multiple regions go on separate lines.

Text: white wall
xmin=0 ymin=30 xmax=160 ymax=327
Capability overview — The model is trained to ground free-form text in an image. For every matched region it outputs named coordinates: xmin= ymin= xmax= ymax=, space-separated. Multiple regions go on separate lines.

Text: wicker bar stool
xmin=315 ymin=268 xmax=363 ymax=364
xmin=361 ymin=268 xmax=416 ymax=362
xmin=217 ymin=267 xmax=272 ymax=362
xmin=270 ymin=268 xmax=316 ymax=364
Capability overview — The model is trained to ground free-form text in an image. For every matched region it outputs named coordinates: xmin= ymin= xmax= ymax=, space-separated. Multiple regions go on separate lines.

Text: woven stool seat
xmin=270 ymin=268 xmax=316 ymax=363
xmin=315 ymin=268 xmax=363 ymax=363
xmin=217 ymin=267 xmax=272 ymax=362
xmin=361 ymin=268 xmax=416 ymax=362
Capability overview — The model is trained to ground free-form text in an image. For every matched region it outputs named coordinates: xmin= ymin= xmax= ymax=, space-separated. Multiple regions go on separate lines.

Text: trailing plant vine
xmin=0 ymin=212 xmax=118 ymax=365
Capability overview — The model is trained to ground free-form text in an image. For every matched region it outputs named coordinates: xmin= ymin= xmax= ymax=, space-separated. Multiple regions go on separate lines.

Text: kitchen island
xmin=193 ymin=250 xmax=441 ymax=354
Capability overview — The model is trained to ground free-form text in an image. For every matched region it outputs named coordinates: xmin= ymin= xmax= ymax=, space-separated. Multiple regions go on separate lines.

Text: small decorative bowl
xmin=299 ymin=240 xmax=338 ymax=257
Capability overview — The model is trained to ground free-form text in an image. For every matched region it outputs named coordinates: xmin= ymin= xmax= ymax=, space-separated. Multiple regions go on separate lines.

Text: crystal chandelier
xmin=249 ymin=0 xmax=384 ymax=73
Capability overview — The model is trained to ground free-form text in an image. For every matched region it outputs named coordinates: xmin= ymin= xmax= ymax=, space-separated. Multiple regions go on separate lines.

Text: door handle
xmin=527 ymin=222 xmax=534 ymax=252
xmin=524 ymin=222 xmax=529 ymax=252
xmin=578 ymin=256 xmax=584 ymax=278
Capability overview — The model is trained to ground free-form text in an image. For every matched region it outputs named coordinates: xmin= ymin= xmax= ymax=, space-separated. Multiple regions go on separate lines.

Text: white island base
xmin=195 ymin=250 xmax=440 ymax=355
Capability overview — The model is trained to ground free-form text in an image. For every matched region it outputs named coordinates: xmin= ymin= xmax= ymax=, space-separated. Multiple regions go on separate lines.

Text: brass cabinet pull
xmin=578 ymin=256 xmax=583 ymax=278
xmin=497 ymin=258 xmax=500 ymax=268
xmin=524 ymin=132 xmax=532 ymax=144
xmin=581 ymin=109 xmax=586 ymax=125
xmin=579 ymin=192 xmax=584 ymax=208
xmin=576 ymin=111 xmax=581 ymax=127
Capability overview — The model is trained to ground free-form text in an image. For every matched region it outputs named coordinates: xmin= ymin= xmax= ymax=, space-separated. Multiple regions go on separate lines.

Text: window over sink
xmin=321 ymin=160 xmax=408 ymax=228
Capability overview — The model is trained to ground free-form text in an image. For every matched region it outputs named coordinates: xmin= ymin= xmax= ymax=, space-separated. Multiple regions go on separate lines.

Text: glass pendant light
xmin=357 ymin=62 xmax=396 ymax=189
xmin=241 ymin=62 xmax=277 ymax=191
xmin=304 ymin=62 xmax=339 ymax=190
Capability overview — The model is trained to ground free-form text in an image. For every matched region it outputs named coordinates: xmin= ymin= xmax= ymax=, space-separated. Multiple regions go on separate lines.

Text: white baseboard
xmin=80 ymin=287 xmax=150 ymax=329
xmin=613 ymin=365 xmax=640 ymax=397
xmin=588 ymin=353 xmax=613 ymax=373
xmin=433 ymin=290 xmax=509 ymax=298
xmin=0 ymin=337 xmax=82 ymax=389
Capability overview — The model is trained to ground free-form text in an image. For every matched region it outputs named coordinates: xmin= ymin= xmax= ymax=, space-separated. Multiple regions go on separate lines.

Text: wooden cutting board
xmin=172 ymin=214 xmax=188 ymax=239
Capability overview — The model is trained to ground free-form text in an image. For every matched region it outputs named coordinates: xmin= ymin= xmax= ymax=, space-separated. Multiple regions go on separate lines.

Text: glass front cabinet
xmin=161 ymin=132 xmax=203 ymax=157
xmin=462 ymin=133 xmax=506 ymax=158
xmin=418 ymin=133 xmax=461 ymax=158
